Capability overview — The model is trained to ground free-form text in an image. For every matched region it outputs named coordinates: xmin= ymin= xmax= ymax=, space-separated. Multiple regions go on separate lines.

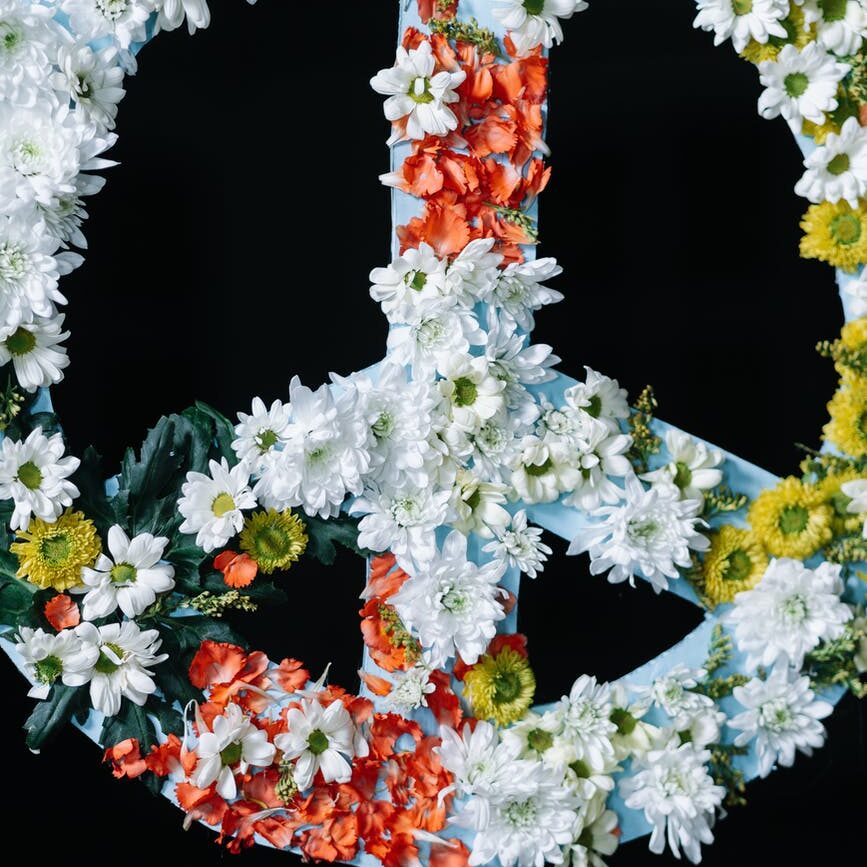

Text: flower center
xmin=0 ymin=242 xmax=26 ymax=281
xmin=570 ymin=759 xmax=591 ymax=778
xmin=611 ymin=707 xmax=638 ymax=735
xmin=585 ymin=394 xmax=602 ymax=418
xmin=827 ymin=153 xmax=851 ymax=176
xmin=758 ymin=699 xmax=795 ymax=732
xmin=5 ymin=326 xmax=36 ymax=357
xmin=440 ymin=583 xmax=470 ymax=613
xmin=39 ymin=532 xmax=71 ymax=566
xmin=783 ymin=71 xmax=809 ymax=98
xmin=830 ymin=212 xmax=862 ymax=246
xmin=211 ymin=492 xmax=236 ymax=518
xmin=407 ymin=270 xmax=427 ymax=291
xmin=390 ymin=496 xmax=422 ymax=526
xmin=110 ymin=562 xmax=137 ymax=585
xmin=12 ymin=138 xmax=42 ymax=175
xmin=523 ymin=0 xmax=545 ymax=14
xmin=34 ymin=655 xmax=63 ymax=684
xmin=781 ymin=592 xmax=809 ymax=623
xmin=256 ymin=428 xmax=279 ymax=452
xmin=416 ymin=317 xmax=445 ymax=348
xmin=94 ymin=642 xmax=125 ymax=674
xmin=493 ymin=670 xmax=523 ymax=703
xmin=452 ymin=376 xmax=478 ymax=407
xmin=0 ymin=21 xmax=22 ymax=52
xmin=220 ymin=741 xmax=243 ymax=767
xmin=95 ymin=0 xmax=129 ymax=21
xmin=16 ymin=460 xmax=43 ymax=491
xmin=820 ymin=0 xmax=848 ymax=23
xmin=722 ymin=548 xmax=753 ymax=582
xmin=525 ymin=456 xmax=553 ymax=477
xmin=659 ymin=768 xmax=687 ymax=796
xmin=576 ymin=827 xmax=595 ymax=850
xmin=526 ymin=727 xmax=553 ymax=753
xmin=673 ymin=461 xmax=693 ymax=490
xmin=464 ymin=487 xmax=482 ymax=511
xmin=306 ymin=445 xmax=330 ymax=465
xmin=732 ymin=0 xmax=753 ymax=13
xmin=627 ymin=517 xmax=659 ymax=541
xmin=306 ymin=729 xmax=329 ymax=755
xmin=408 ymin=76 xmax=434 ymax=104
xmin=778 ymin=504 xmax=809 ymax=535
xmin=75 ymin=74 xmax=93 ymax=99
xmin=502 ymin=797 xmax=537 ymax=829
xmin=373 ymin=410 xmax=395 ymax=439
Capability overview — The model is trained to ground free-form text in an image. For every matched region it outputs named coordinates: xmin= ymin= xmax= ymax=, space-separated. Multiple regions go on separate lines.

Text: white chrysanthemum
xmin=536 ymin=395 xmax=586 ymax=446
xmin=494 ymin=0 xmax=588 ymax=54
xmin=0 ymin=0 xmax=64 ymax=108
xmin=0 ymin=103 xmax=115 ymax=218
xmin=757 ymin=43 xmax=849 ymax=131
xmin=552 ymin=735 xmax=618 ymax=801
xmin=51 ymin=43 xmax=125 ymax=131
xmin=563 ymin=367 xmax=629 ymax=434
xmin=334 ymin=363 xmax=439 ymax=491
xmin=842 ymin=477 xmax=867 ymax=537
xmin=178 ymin=457 xmax=256 ymax=552
xmin=390 ymin=529 xmax=506 ymax=668
xmin=38 ymin=174 xmax=96 ymax=248
xmin=483 ymin=509 xmax=552 ymax=578
xmin=471 ymin=411 xmax=531 ymax=486
xmin=0 ymin=215 xmax=80 ymax=331
xmin=274 ymin=697 xmax=368 ymax=791
xmin=641 ymin=429 xmax=724 ymax=502
xmin=568 ymin=475 xmax=709 ymax=593
xmin=386 ymin=298 xmax=485 ymax=379
xmin=727 ymin=557 xmax=852 ymax=671
xmin=384 ymin=663 xmax=436 ymax=714
xmin=439 ymin=352 xmax=506 ymax=433
xmin=370 ymin=39 xmax=466 ymax=143
xmin=562 ymin=419 xmax=632 ymax=512
xmin=693 ymin=0 xmax=788 ymax=52
xmin=620 ymin=738 xmax=724 ymax=865
xmin=729 ymin=666 xmax=833 ymax=778
xmin=353 ymin=484 xmax=451 ymax=570
xmin=511 ymin=435 xmax=579 ymax=504
xmin=555 ymin=674 xmax=617 ymax=767
xmin=486 ymin=257 xmax=564 ymax=331
xmin=445 ymin=237 xmax=503 ymax=306
xmin=816 ymin=0 xmax=867 ymax=55
xmin=795 ymin=115 xmax=867 ymax=206
xmin=157 ymin=0 xmax=210 ymax=34
xmin=0 ymin=426 xmax=79 ymax=531
xmin=15 ymin=625 xmax=98 ymax=700
xmin=369 ymin=243 xmax=448 ymax=323
xmin=449 ymin=467 xmax=511 ymax=538
xmin=61 ymin=0 xmax=154 ymax=50
xmin=192 ymin=702 xmax=275 ymax=800
xmin=842 ymin=270 xmax=867 ymax=317
xmin=0 ymin=313 xmax=69 ymax=391
xmin=253 ymin=377 xmax=370 ymax=519
xmin=501 ymin=709 xmax=563 ymax=762
xmin=232 ymin=396 xmax=291 ymax=468
xmin=72 ymin=620 xmax=168 ymax=717
xmin=79 ymin=525 xmax=175 ymax=620
xmin=563 ymin=799 xmax=619 ymax=867
xmin=608 ymin=682 xmax=661 ymax=760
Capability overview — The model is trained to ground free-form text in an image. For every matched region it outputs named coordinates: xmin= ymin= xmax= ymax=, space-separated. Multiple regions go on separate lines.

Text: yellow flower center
xmin=784 ymin=72 xmax=809 ymax=98
xmin=40 ymin=533 xmax=71 ymax=566
xmin=16 ymin=460 xmax=42 ymax=490
xmin=778 ymin=504 xmax=809 ymax=535
xmin=110 ymin=562 xmax=137 ymax=584
xmin=453 ymin=376 xmax=478 ymax=407
xmin=827 ymin=153 xmax=851 ymax=176
xmin=722 ymin=547 xmax=754 ymax=582
xmin=408 ymin=76 xmax=434 ymax=105
xmin=830 ymin=212 xmax=862 ymax=246
xmin=212 ymin=492 xmax=236 ymax=518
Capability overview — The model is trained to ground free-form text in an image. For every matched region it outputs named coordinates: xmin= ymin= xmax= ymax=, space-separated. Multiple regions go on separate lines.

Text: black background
xmin=5 ymin=1 xmax=864 ymax=864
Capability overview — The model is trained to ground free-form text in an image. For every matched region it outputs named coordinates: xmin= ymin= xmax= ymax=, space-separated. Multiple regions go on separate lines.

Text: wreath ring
xmin=0 ymin=1 xmax=865 ymax=864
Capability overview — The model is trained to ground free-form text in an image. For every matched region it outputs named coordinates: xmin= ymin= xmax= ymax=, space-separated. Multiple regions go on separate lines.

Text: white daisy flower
xmin=483 ymin=509 xmax=552 ymax=578
xmin=729 ymin=665 xmax=833 ymax=777
xmin=192 ymin=702 xmax=275 ymax=800
xmin=640 ymin=429 xmax=724 ymax=502
xmin=842 ymin=273 xmax=867 ymax=318
xmin=370 ymin=40 xmax=466 ymax=143
xmin=353 ymin=484 xmax=451 ymax=570
xmin=73 ymin=620 xmax=168 ymax=717
xmin=60 ymin=0 xmax=154 ymax=50
xmin=757 ymin=42 xmax=849 ymax=132
xmin=369 ymin=243 xmax=448 ymax=324
xmin=0 ymin=426 xmax=79 ymax=531
xmin=178 ymin=457 xmax=256 ymax=552
xmin=485 ymin=257 xmax=564 ymax=331
xmin=608 ymin=682 xmax=661 ymax=760
xmin=562 ymin=418 xmax=632 ymax=512
xmin=568 ymin=475 xmax=709 ymax=594
xmin=79 ymin=525 xmax=175 ymax=620
xmin=38 ymin=176 xmax=94 ymax=249
xmin=494 ymin=0 xmax=589 ymax=54
xmin=553 ymin=737 xmax=618 ymax=801
xmin=816 ymin=0 xmax=867 ymax=55
xmin=727 ymin=557 xmax=852 ymax=671
xmin=15 ymin=625 xmax=98 ymax=700
xmin=390 ymin=529 xmax=507 ymax=668
xmin=563 ymin=367 xmax=629 ymax=434
xmin=384 ymin=663 xmax=436 ymax=714
xmin=511 ymin=435 xmax=579 ymax=504
xmin=0 ymin=0 xmax=64 ymax=108
xmin=445 ymin=237 xmax=503 ymax=306
xmin=439 ymin=352 xmax=506 ymax=434
xmin=620 ymin=738 xmax=724 ymax=864
xmin=693 ymin=0 xmax=789 ymax=53
xmin=274 ymin=697 xmax=368 ymax=791
xmin=232 ymin=396 xmax=291 ymax=468
xmin=795 ymin=115 xmax=867 ymax=206
xmin=449 ymin=467 xmax=511 ymax=538
xmin=472 ymin=411 xmax=532 ymax=486
xmin=157 ymin=0 xmax=211 ymax=35
xmin=51 ymin=43 xmax=125 ymax=132
xmin=556 ymin=674 xmax=617 ymax=767
xmin=501 ymin=709 xmax=563 ymax=762
xmin=841 ymin=477 xmax=867 ymax=536
xmin=0 ymin=313 xmax=69 ymax=391
xmin=564 ymin=800 xmax=619 ymax=867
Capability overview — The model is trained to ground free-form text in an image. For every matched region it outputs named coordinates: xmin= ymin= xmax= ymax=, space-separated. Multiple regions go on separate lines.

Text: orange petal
xmin=104 ymin=738 xmax=147 ymax=779
xmin=221 ymin=552 xmax=258 ymax=588
xmin=359 ymin=670 xmax=393 ymax=697
xmin=44 ymin=594 xmax=80 ymax=630
xmin=188 ymin=639 xmax=248 ymax=689
xmin=431 ymin=840 xmax=471 ymax=867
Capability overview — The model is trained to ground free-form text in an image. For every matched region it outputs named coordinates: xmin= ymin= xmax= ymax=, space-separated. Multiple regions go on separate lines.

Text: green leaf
xmin=304 ymin=514 xmax=365 ymax=565
xmin=0 ymin=576 xmax=38 ymax=627
xmin=190 ymin=401 xmax=236 ymax=461
xmin=24 ymin=684 xmax=84 ymax=750
xmin=164 ymin=540 xmax=208 ymax=585
xmin=201 ymin=572 xmax=288 ymax=604
xmin=71 ymin=446 xmax=116 ymax=535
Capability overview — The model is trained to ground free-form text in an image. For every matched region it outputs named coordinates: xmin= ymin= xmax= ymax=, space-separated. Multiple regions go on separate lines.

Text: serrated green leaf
xmin=71 ymin=446 xmax=116 ymax=535
xmin=191 ymin=401 xmax=236 ymax=461
xmin=0 ymin=577 xmax=38 ymax=627
xmin=24 ymin=684 xmax=83 ymax=750
xmin=304 ymin=514 xmax=365 ymax=565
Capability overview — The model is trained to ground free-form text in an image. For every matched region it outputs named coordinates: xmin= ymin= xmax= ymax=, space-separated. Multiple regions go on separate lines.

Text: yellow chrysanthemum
xmin=12 ymin=509 xmax=101 ymax=591
xmin=818 ymin=468 xmax=867 ymax=534
xmin=802 ymin=116 xmax=843 ymax=144
xmin=800 ymin=200 xmax=867 ymax=273
xmin=464 ymin=646 xmax=536 ymax=727
xmin=836 ymin=317 xmax=867 ymax=381
xmin=739 ymin=6 xmax=814 ymax=64
xmin=824 ymin=381 xmax=867 ymax=456
xmin=748 ymin=476 xmax=833 ymax=559
xmin=701 ymin=525 xmax=768 ymax=607
xmin=239 ymin=508 xmax=307 ymax=574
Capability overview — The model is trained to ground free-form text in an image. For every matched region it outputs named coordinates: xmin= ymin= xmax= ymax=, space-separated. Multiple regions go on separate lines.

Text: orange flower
xmin=269 ymin=657 xmax=310 ymax=693
xmin=214 ymin=550 xmax=258 ymax=588
xmin=104 ymin=738 xmax=147 ymax=779
xmin=431 ymin=839 xmax=471 ymax=867
xmin=300 ymin=813 xmax=360 ymax=863
xmin=368 ymin=712 xmax=422 ymax=762
xmin=176 ymin=782 xmax=228 ymax=827
xmin=398 ymin=203 xmax=471 ymax=259
xmin=465 ymin=113 xmax=518 ymax=159
xmin=363 ymin=553 xmax=411 ymax=601
xmin=144 ymin=733 xmax=193 ymax=778
xmin=426 ymin=669 xmax=463 ymax=728
xmin=188 ymin=639 xmax=249 ymax=689
xmin=43 ymin=593 xmax=80 ymax=630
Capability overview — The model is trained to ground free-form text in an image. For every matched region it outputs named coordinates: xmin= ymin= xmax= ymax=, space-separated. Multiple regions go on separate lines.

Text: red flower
xmin=104 ymin=738 xmax=147 ymax=779
xmin=214 ymin=550 xmax=258 ymax=588
xmin=43 ymin=594 xmax=80 ymax=630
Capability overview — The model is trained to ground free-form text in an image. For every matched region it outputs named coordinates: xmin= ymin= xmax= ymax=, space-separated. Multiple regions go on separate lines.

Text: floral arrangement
xmin=0 ymin=1 xmax=865 ymax=865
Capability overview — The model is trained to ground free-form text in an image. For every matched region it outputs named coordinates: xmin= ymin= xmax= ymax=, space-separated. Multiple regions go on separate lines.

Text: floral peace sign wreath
xmin=0 ymin=0 xmax=865 ymax=863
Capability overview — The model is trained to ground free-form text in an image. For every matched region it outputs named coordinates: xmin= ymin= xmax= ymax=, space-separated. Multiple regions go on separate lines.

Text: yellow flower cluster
xmin=824 ymin=317 xmax=867 ymax=457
